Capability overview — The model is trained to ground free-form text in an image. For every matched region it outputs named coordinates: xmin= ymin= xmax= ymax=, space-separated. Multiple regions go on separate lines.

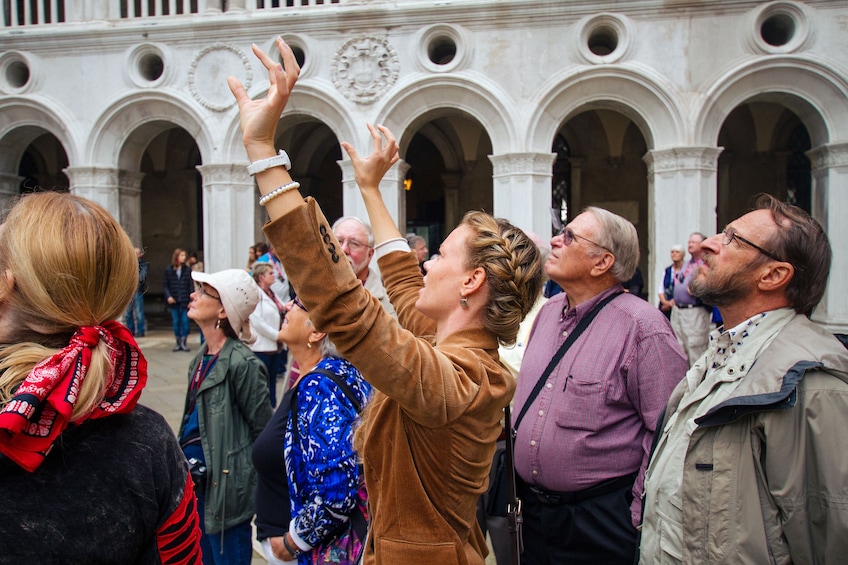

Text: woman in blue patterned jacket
xmin=253 ymin=294 xmax=371 ymax=565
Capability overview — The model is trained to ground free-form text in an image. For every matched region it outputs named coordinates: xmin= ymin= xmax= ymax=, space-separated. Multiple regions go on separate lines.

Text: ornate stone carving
xmin=489 ymin=153 xmax=557 ymax=177
xmin=644 ymin=147 xmax=723 ymax=175
xmin=807 ymin=143 xmax=848 ymax=170
xmin=189 ymin=43 xmax=252 ymax=112
xmin=331 ymin=36 xmax=399 ymax=105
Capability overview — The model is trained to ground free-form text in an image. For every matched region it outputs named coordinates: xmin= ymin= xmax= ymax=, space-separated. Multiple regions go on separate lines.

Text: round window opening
xmin=6 ymin=60 xmax=30 ymax=88
xmin=588 ymin=26 xmax=618 ymax=56
xmin=428 ymin=35 xmax=457 ymax=65
xmin=278 ymin=45 xmax=306 ymax=71
xmin=139 ymin=52 xmax=164 ymax=81
xmin=761 ymin=13 xmax=795 ymax=46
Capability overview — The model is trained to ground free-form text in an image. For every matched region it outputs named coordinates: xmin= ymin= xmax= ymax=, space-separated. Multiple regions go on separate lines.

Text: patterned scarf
xmin=0 ymin=320 xmax=147 ymax=472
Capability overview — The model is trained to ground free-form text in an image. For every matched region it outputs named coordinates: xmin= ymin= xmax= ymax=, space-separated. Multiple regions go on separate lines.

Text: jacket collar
xmin=695 ymin=314 xmax=848 ymax=427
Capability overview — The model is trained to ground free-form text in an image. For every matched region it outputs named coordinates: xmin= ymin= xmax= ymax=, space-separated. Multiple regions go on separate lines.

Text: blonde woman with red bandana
xmin=0 ymin=192 xmax=201 ymax=563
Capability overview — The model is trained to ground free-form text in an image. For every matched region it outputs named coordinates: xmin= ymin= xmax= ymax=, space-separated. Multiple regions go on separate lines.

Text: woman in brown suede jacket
xmin=228 ymin=38 xmax=542 ymax=565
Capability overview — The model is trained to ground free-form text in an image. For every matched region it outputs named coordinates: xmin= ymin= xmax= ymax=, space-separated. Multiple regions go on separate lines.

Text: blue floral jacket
xmin=286 ymin=356 xmax=370 ymax=551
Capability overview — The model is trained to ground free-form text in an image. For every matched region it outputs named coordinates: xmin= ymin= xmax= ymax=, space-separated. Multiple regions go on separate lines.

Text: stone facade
xmin=1 ymin=0 xmax=847 ymax=332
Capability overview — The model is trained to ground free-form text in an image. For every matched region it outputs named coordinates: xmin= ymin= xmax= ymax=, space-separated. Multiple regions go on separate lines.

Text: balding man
xmin=333 ymin=216 xmax=396 ymax=317
xmin=639 ymin=194 xmax=848 ymax=563
xmin=514 ymin=207 xmax=687 ymax=564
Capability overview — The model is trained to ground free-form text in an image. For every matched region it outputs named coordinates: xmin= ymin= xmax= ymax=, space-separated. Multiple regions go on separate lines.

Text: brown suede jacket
xmin=264 ymin=198 xmax=514 ymax=565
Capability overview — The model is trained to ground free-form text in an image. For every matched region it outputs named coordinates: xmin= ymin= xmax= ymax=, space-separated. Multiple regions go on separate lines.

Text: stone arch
xmin=375 ymin=74 xmax=516 ymax=155
xmin=89 ymin=92 xmax=213 ymax=169
xmin=695 ymin=58 xmax=848 ymax=147
xmin=526 ymin=66 xmax=686 ymax=153
xmin=0 ymin=96 xmax=79 ymax=172
xmin=221 ymin=83 xmax=357 ymax=164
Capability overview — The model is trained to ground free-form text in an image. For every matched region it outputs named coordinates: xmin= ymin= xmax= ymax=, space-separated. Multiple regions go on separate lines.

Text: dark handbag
xmin=486 ymin=447 xmax=509 ymax=517
xmin=493 ymin=291 xmax=623 ymax=564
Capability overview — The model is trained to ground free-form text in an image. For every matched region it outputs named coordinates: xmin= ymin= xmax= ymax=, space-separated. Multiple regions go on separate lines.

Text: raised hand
xmin=341 ymin=123 xmax=400 ymax=195
xmin=228 ymin=37 xmax=300 ymax=159
xmin=341 ymin=124 xmax=402 ymax=245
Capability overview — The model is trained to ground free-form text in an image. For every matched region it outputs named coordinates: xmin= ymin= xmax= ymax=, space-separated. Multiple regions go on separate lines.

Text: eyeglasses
xmin=195 ymin=284 xmax=221 ymax=301
xmin=337 ymin=237 xmax=371 ymax=253
xmin=721 ymin=227 xmax=783 ymax=262
xmin=292 ymin=296 xmax=308 ymax=312
xmin=558 ymin=226 xmax=613 ymax=253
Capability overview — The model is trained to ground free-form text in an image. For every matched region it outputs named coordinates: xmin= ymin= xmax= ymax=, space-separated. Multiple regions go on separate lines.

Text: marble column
xmin=644 ymin=146 xmax=723 ymax=302
xmin=489 ymin=152 xmax=557 ymax=237
xmin=118 ymin=171 xmax=145 ymax=247
xmin=0 ymin=173 xmax=23 ymax=214
xmin=196 ymin=163 xmax=256 ymax=273
xmin=65 ymin=166 xmax=121 ymax=221
xmin=808 ymin=142 xmax=848 ymax=333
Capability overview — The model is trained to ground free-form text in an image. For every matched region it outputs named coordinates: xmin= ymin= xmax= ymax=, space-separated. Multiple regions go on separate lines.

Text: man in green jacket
xmin=640 ymin=193 xmax=848 ymax=563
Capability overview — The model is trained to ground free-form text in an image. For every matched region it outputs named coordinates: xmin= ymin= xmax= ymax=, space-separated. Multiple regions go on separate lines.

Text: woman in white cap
xmin=178 ymin=268 xmax=273 ymax=564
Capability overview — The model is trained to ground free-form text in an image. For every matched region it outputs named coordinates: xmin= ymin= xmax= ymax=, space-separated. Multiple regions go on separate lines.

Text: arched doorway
xmin=717 ymin=101 xmax=812 ymax=229
xmin=402 ymin=113 xmax=493 ymax=254
xmin=135 ymin=126 xmax=202 ymax=298
xmin=275 ymin=118 xmax=343 ymax=224
xmin=17 ymin=131 xmax=69 ymax=194
xmin=554 ymin=109 xmax=649 ymax=295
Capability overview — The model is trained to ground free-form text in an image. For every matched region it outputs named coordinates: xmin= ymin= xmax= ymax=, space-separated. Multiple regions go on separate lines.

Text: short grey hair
xmin=584 ymin=206 xmax=639 ymax=283
xmin=332 ymin=216 xmax=375 ymax=247
xmin=305 ymin=317 xmax=339 ymax=357
xmin=406 ymin=233 xmax=425 ymax=248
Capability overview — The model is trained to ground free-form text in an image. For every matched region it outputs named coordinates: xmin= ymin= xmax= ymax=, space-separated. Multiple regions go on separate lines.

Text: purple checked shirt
xmin=514 ymin=284 xmax=688 ymax=525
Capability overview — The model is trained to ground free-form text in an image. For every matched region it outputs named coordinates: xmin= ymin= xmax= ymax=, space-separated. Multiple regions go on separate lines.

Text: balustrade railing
xmin=2 ymin=0 xmax=342 ymax=27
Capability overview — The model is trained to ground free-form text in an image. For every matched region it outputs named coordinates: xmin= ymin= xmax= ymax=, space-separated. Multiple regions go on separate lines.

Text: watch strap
xmin=247 ymin=149 xmax=291 ymax=175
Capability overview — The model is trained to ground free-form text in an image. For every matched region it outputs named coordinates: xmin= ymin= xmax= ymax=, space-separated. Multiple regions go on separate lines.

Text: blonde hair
xmin=0 ymin=193 xmax=138 ymax=419
xmin=461 ymin=211 xmax=543 ymax=346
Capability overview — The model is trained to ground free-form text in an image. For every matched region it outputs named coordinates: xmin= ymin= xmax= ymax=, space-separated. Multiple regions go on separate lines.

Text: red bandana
xmin=0 ymin=320 xmax=147 ymax=472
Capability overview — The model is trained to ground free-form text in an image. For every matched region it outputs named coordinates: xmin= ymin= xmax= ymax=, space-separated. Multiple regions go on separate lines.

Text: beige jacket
xmin=264 ymin=198 xmax=514 ymax=565
xmin=641 ymin=314 xmax=848 ymax=564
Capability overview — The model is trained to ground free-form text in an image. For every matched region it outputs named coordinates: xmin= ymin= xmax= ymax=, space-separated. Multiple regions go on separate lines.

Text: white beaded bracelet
xmin=258 ymin=182 xmax=301 ymax=207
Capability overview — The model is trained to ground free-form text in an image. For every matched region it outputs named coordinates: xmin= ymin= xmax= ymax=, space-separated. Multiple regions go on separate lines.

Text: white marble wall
xmin=1 ymin=0 xmax=847 ymax=330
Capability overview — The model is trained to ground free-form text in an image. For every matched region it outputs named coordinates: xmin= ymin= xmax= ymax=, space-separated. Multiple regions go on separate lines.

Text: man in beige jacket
xmin=639 ymin=194 xmax=848 ymax=563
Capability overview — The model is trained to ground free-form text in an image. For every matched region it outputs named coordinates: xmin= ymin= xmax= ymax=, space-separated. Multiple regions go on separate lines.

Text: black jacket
xmin=163 ymin=264 xmax=193 ymax=307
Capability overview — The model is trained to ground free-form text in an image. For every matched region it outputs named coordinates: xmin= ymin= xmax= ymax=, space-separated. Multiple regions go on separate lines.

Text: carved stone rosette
xmin=331 ymin=35 xmax=400 ymax=105
xmin=189 ymin=43 xmax=252 ymax=112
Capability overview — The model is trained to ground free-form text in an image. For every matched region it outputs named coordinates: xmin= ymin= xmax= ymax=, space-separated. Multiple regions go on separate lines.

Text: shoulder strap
xmin=309 ymin=368 xmax=362 ymax=413
xmin=289 ymin=367 xmax=363 ymax=444
xmin=513 ymin=290 xmax=623 ymax=432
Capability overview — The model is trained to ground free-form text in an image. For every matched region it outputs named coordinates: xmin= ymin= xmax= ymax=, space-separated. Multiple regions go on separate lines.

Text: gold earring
xmin=459 ymin=296 xmax=469 ymax=309
xmin=215 ymin=319 xmax=222 ymax=329
xmin=307 ymin=340 xmax=312 ymax=349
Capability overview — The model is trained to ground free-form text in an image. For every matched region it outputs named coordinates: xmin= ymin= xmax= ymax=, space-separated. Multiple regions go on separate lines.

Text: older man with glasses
xmin=332 ymin=216 xmax=396 ymax=318
xmin=639 ymin=194 xmax=848 ymax=563
xmin=513 ymin=207 xmax=688 ymax=564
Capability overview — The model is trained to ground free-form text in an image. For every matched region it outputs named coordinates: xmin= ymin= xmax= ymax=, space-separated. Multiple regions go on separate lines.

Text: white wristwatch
xmin=247 ymin=150 xmax=291 ymax=175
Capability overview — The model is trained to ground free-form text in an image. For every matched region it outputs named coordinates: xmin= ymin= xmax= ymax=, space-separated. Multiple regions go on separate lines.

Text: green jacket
xmin=179 ymin=338 xmax=272 ymax=534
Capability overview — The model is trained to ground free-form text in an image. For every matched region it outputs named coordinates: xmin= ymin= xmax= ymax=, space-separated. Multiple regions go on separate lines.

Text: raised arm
xmin=227 ymin=38 xmax=304 ymax=220
xmin=340 ymin=124 xmax=400 ymax=246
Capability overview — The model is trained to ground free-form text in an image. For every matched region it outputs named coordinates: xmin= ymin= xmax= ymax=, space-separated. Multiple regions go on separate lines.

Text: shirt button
xmin=562 ymin=331 xmax=568 ymax=337
xmin=530 ymin=440 xmax=536 ymax=446
xmin=538 ymin=410 xmax=544 ymax=416
xmin=532 ymin=470 xmax=539 ymax=476
xmin=546 ymin=383 xmax=552 ymax=389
